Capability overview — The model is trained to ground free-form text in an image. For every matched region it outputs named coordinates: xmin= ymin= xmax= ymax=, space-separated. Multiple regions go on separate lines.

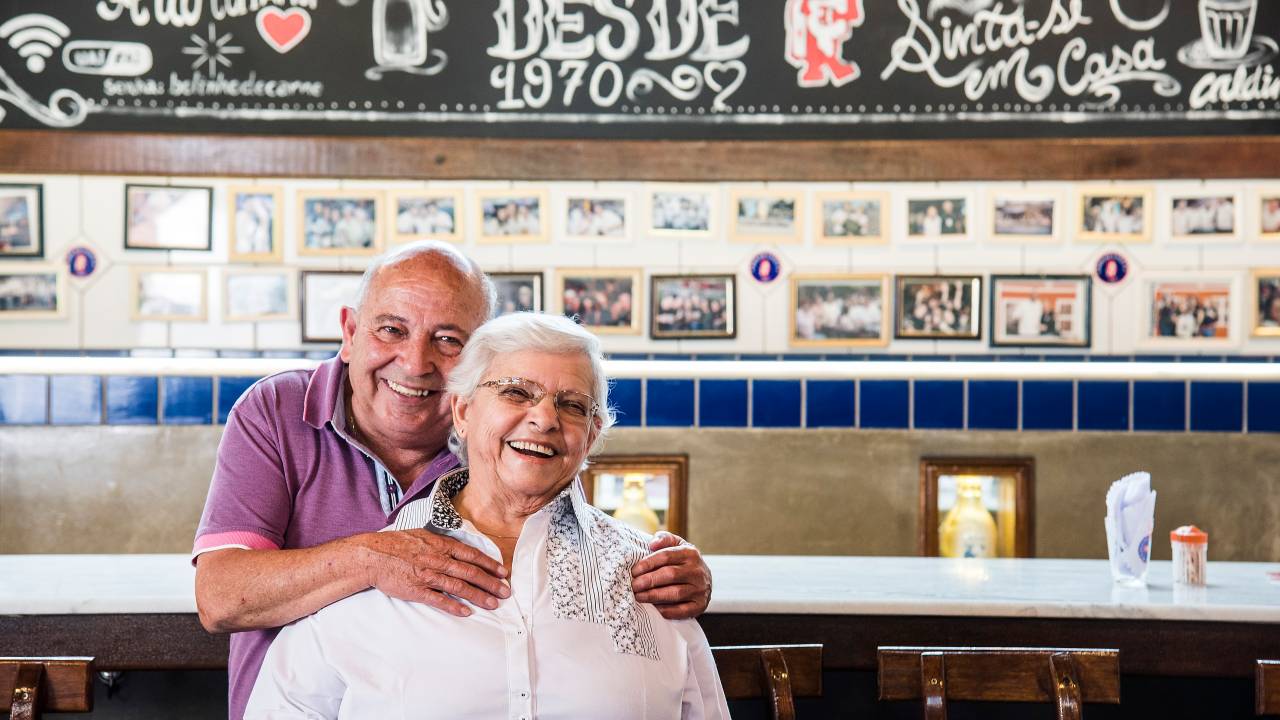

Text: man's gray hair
xmin=446 ymin=312 xmax=616 ymax=465
xmin=353 ymin=240 xmax=497 ymax=319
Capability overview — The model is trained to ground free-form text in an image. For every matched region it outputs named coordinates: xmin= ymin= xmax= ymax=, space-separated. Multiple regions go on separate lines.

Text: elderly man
xmin=194 ymin=242 xmax=712 ymax=720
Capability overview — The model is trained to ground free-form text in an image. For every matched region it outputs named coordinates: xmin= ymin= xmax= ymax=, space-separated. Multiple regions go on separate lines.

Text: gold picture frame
xmin=130 ymin=267 xmax=207 ymax=322
xmin=475 ymin=188 xmax=549 ymax=244
xmin=227 ymin=185 xmax=284 ymax=263
xmin=580 ymin=454 xmax=689 ymax=539
xmin=814 ymin=191 xmax=889 ymax=244
xmin=728 ymin=188 xmax=803 ymax=244
xmin=1251 ymin=268 xmax=1280 ymax=337
xmin=296 ymin=189 xmax=384 ymax=257
xmin=556 ymin=268 xmax=643 ymax=335
xmin=389 ymin=189 xmax=463 ymax=244
xmin=223 ymin=267 xmax=296 ymax=322
xmin=0 ymin=263 xmax=64 ymax=319
xmin=1075 ymin=186 xmax=1153 ymax=244
xmin=790 ymin=273 xmax=889 ymax=347
xmin=920 ymin=457 xmax=1035 ymax=559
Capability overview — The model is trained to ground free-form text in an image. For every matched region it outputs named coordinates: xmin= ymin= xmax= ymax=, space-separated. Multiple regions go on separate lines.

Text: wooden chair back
xmin=0 ymin=658 xmax=94 ymax=720
xmin=878 ymin=646 xmax=1120 ymax=720
xmin=712 ymin=644 xmax=822 ymax=720
xmin=1260 ymin=660 xmax=1280 ymax=715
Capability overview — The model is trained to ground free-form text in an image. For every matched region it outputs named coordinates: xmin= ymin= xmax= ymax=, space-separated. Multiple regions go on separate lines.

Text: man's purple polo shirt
xmin=193 ymin=355 xmax=460 ymax=720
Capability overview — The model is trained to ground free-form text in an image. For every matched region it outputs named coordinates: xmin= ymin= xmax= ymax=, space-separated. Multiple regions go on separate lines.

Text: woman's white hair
xmin=446 ymin=312 xmax=616 ymax=465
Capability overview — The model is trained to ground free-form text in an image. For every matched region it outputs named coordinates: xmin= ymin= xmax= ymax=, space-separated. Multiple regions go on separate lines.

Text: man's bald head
xmin=354 ymin=240 xmax=496 ymax=320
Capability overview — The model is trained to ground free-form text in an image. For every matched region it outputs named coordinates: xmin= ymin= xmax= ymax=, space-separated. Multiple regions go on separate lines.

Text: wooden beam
xmin=1 ymin=130 xmax=1275 ymax=181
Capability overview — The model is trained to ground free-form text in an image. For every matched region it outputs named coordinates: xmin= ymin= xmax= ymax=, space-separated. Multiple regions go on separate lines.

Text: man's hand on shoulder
xmin=630 ymin=531 xmax=712 ymax=620
xmin=358 ymin=530 xmax=511 ymax=616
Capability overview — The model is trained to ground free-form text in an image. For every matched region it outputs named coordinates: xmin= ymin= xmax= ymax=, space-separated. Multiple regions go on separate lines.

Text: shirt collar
xmin=302 ymin=355 xmax=346 ymax=430
xmin=396 ymin=468 xmax=586 ymax=535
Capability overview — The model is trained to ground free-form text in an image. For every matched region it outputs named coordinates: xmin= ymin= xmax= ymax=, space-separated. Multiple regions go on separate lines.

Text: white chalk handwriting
xmin=95 ymin=0 xmax=317 ymax=28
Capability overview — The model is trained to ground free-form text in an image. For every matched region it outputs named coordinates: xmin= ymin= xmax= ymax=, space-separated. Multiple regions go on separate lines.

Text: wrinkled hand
xmin=630 ymin=532 xmax=712 ymax=620
xmin=361 ymin=529 xmax=510 ymax=616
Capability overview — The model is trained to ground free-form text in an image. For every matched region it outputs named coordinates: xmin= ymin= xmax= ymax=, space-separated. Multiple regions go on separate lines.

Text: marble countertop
xmin=2 ymin=554 xmax=1277 ymax=622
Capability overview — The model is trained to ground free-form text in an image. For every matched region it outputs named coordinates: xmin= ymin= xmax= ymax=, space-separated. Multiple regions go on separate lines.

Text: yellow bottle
xmin=939 ymin=476 xmax=997 ymax=559
xmin=612 ymin=474 xmax=661 ymax=534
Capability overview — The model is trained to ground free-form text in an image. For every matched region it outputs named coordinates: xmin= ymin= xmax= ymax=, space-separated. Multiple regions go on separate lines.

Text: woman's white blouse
xmin=245 ymin=471 xmax=729 ymax=720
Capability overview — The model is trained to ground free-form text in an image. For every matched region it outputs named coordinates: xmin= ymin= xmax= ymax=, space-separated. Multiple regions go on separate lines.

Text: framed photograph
xmin=1253 ymin=269 xmax=1280 ymax=337
xmin=647 ymin=185 xmax=715 ymax=238
xmin=790 ymin=273 xmax=889 ymax=347
xmin=920 ymin=457 xmax=1035 ymax=558
xmin=0 ymin=184 xmax=43 ymax=258
xmin=650 ymin=274 xmax=736 ymax=340
xmin=1076 ymin=187 xmax=1152 ymax=243
xmin=990 ymin=275 xmax=1091 ymax=348
xmin=815 ymin=191 xmax=888 ymax=244
xmin=1169 ymin=191 xmax=1240 ymax=242
xmin=729 ymin=190 xmax=802 ymax=244
xmin=563 ymin=192 xmax=628 ymax=240
xmin=124 ymin=184 xmax=212 ymax=251
xmin=224 ymin=268 xmax=295 ymax=322
xmin=557 ymin=268 xmax=642 ymax=335
xmin=0 ymin=264 xmax=64 ymax=318
xmin=580 ymin=454 xmax=688 ymax=538
xmin=297 ymin=190 xmax=383 ymax=256
xmin=906 ymin=195 xmax=970 ymax=240
xmin=130 ymin=267 xmax=206 ymax=322
xmin=491 ymin=271 xmax=543 ymax=315
xmin=300 ymin=270 xmax=362 ymax=343
xmin=1144 ymin=274 xmax=1240 ymax=348
xmin=391 ymin=190 xmax=462 ymax=244
xmin=894 ymin=275 xmax=982 ymax=340
xmin=990 ymin=190 xmax=1059 ymax=242
xmin=227 ymin=186 xmax=283 ymax=263
xmin=1259 ymin=189 xmax=1280 ymax=240
xmin=476 ymin=189 xmax=548 ymax=243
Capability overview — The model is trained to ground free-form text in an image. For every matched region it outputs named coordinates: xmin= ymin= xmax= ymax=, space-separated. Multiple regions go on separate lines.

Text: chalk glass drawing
xmin=785 ymin=0 xmax=864 ymax=88
xmin=183 ymin=23 xmax=244 ymax=74
xmin=256 ymin=7 xmax=312 ymax=54
xmin=0 ymin=14 xmax=69 ymax=74
xmin=62 ymin=40 xmax=152 ymax=76
xmin=925 ymin=0 xmax=995 ymax=19
xmin=1178 ymin=0 xmax=1277 ymax=70
xmin=365 ymin=0 xmax=448 ymax=80
xmin=1109 ymin=0 xmax=1170 ymax=32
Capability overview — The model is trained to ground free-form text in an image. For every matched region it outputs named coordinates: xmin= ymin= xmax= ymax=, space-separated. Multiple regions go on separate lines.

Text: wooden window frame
xmin=919 ymin=456 xmax=1035 ymax=558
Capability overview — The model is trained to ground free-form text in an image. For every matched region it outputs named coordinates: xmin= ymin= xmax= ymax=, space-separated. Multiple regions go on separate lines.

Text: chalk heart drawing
xmin=256 ymin=7 xmax=311 ymax=54
xmin=704 ymin=61 xmax=746 ymax=112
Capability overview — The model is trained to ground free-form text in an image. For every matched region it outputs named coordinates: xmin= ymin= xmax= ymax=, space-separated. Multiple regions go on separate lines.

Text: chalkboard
xmin=0 ymin=0 xmax=1276 ymax=140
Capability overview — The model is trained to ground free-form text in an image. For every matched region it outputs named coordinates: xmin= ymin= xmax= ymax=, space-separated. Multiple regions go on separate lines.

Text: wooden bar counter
xmin=2 ymin=555 xmax=1277 ymax=679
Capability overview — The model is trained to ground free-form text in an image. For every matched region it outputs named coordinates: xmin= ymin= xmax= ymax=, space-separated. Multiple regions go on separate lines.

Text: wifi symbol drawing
xmin=0 ymin=14 xmax=71 ymax=74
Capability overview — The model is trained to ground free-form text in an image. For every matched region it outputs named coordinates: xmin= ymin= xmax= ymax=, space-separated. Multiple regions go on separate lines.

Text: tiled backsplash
xmin=1 ymin=352 xmax=1275 ymax=433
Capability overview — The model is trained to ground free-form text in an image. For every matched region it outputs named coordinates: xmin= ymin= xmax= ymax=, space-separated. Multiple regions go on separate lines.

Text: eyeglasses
xmin=479 ymin=377 xmax=599 ymax=424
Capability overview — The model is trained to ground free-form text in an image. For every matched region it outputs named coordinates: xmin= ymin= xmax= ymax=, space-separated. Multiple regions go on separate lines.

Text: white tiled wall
xmin=3 ymin=174 xmax=1279 ymax=356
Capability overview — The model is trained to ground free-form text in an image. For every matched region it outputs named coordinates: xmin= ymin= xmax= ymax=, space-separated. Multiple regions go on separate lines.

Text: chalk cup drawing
xmin=1178 ymin=0 xmax=1277 ymax=70
xmin=256 ymin=7 xmax=312 ymax=54
xmin=366 ymin=0 xmax=448 ymax=80
xmin=784 ymin=0 xmax=865 ymax=88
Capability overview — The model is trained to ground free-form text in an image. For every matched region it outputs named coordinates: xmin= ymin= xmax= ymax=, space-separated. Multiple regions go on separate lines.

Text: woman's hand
xmin=630 ymin=532 xmax=712 ymax=620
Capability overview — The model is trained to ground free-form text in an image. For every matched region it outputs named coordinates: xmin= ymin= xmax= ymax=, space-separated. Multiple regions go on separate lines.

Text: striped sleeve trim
xmin=191 ymin=531 xmax=279 ymax=564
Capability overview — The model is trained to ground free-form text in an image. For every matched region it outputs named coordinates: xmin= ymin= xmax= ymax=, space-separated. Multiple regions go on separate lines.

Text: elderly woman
xmin=245 ymin=312 xmax=729 ymax=719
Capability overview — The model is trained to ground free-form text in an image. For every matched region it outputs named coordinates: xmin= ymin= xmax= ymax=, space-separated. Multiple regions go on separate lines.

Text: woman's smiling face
xmin=452 ymin=349 xmax=600 ymax=505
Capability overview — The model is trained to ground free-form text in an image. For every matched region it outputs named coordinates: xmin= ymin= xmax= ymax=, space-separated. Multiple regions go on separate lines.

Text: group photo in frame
xmin=300 ymin=270 xmax=362 ymax=343
xmin=905 ymin=195 xmax=969 ymax=240
xmin=650 ymin=274 xmax=736 ymax=340
xmin=990 ymin=190 xmax=1059 ymax=242
xmin=563 ymin=191 xmax=628 ymax=240
xmin=1167 ymin=187 xmax=1240 ymax=242
xmin=476 ymin=188 xmax=548 ymax=243
xmin=648 ymin=185 xmax=715 ymax=238
xmin=227 ymin=186 xmax=283 ymax=263
xmin=1252 ymin=269 xmax=1280 ymax=337
xmin=124 ymin=184 xmax=213 ymax=251
xmin=894 ymin=275 xmax=982 ymax=340
xmin=490 ymin=271 xmax=544 ymax=316
xmin=557 ymin=268 xmax=642 ymax=334
xmin=1076 ymin=187 xmax=1151 ymax=243
xmin=223 ymin=268 xmax=295 ymax=322
xmin=729 ymin=190 xmax=802 ymax=244
xmin=1258 ymin=188 xmax=1280 ymax=240
xmin=790 ymin=273 xmax=889 ymax=347
xmin=391 ymin=189 xmax=462 ymax=244
xmin=815 ymin=191 xmax=888 ymax=244
xmin=1143 ymin=275 xmax=1239 ymax=348
xmin=297 ymin=190 xmax=383 ymax=256
xmin=0 ymin=183 xmax=43 ymax=259
xmin=989 ymin=275 xmax=1091 ymax=348
xmin=130 ymin=267 xmax=207 ymax=322
xmin=0 ymin=265 xmax=63 ymax=318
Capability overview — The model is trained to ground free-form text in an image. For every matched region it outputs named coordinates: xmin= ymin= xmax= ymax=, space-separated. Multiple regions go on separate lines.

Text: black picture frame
xmin=0 ymin=183 xmax=44 ymax=259
xmin=989 ymin=274 xmax=1093 ymax=348
xmin=894 ymin=274 xmax=983 ymax=341
xmin=300 ymin=270 xmax=363 ymax=344
xmin=649 ymin=273 xmax=736 ymax=340
xmin=123 ymin=184 xmax=213 ymax=251
xmin=490 ymin=271 xmax=544 ymax=315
